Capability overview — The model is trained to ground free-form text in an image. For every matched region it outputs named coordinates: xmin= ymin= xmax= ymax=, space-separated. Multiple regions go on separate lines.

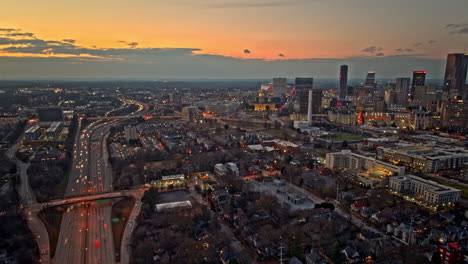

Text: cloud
xmin=118 ymin=40 xmax=139 ymax=48
xmin=0 ymin=28 xmax=19 ymax=32
xmin=278 ymin=53 xmax=285 ymax=57
xmin=204 ymin=0 xmax=306 ymax=8
xmin=4 ymin=32 xmax=35 ymax=37
xmin=395 ymin=48 xmax=414 ymax=52
xmin=62 ymin=39 xmax=76 ymax=44
xmin=361 ymin=46 xmax=382 ymax=53
xmin=445 ymin=23 xmax=468 ymax=34
xmin=0 ymin=33 xmax=198 ymax=58
xmin=0 ymin=26 xmax=449 ymax=79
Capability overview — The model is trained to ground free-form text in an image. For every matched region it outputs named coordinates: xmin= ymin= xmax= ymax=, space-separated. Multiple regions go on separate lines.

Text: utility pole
xmin=336 ymin=181 xmax=339 ymax=201
xmin=408 ymin=216 xmax=414 ymax=245
xmin=278 ymin=237 xmax=285 ymax=264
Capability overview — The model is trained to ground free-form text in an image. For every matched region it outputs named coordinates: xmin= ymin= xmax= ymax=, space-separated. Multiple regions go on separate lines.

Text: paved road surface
xmin=7 ymin=138 xmax=51 ymax=264
xmin=55 ymin=119 xmax=118 ymax=264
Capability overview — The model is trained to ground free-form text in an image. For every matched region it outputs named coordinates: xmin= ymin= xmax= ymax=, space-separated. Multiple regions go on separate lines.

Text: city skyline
xmin=1 ymin=0 xmax=467 ymax=78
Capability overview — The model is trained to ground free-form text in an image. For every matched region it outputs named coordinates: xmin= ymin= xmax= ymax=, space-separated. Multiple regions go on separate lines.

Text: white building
xmin=46 ymin=122 xmax=62 ymax=139
xmin=25 ymin=125 xmax=41 ymax=140
xmin=225 ymin=162 xmax=239 ymax=177
xmin=389 ymin=175 xmax=461 ymax=206
xmin=326 ymin=150 xmax=405 ymax=176
xmin=214 ymin=163 xmax=228 ymax=177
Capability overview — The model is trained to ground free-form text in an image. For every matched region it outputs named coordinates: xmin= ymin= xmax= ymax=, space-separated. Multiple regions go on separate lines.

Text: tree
xmin=341 ymin=140 xmax=349 ymax=148
xmin=256 ymin=195 xmax=280 ymax=215
xmin=289 ymin=236 xmax=304 ymax=260
xmin=431 ymin=251 xmax=441 ymax=264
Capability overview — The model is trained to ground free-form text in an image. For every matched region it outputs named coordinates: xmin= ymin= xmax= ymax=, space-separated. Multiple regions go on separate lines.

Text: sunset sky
xmin=1 ymin=0 xmax=467 ymax=79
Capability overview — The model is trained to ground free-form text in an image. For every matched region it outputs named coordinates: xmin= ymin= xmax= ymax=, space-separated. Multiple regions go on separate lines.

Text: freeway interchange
xmin=20 ymin=116 xmax=145 ymax=264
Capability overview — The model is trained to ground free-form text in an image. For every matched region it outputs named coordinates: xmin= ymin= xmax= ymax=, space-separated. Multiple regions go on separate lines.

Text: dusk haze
xmin=0 ymin=1 xmax=467 ymax=264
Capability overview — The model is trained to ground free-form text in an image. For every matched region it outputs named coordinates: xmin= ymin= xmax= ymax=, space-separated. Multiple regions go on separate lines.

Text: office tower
xmin=395 ymin=77 xmax=411 ymax=104
xmin=410 ymin=71 xmax=426 ymax=101
xmin=442 ymin=54 xmax=468 ymax=100
xmin=295 ymin=77 xmax=314 ymax=115
xmin=307 ymin=90 xmax=313 ymax=124
xmin=311 ymin=89 xmax=323 ymax=118
xmin=441 ymin=53 xmax=468 ymax=128
xmin=384 ymin=90 xmax=396 ymax=106
xmin=124 ymin=125 xmax=138 ymax=143
xmin=37 ymin=107 xmax=63 ymax=122
xmin=272 ymin=77 xmax=287 ymax=98
xmin=365 ymin=72 xmax=376 ymax=86
xmin=339 ymin=65 xmax=348 ymax=99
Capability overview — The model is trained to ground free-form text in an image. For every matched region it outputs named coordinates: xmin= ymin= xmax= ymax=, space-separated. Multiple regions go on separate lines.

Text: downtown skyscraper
xmin=410 ymin=71 xmax=426 ymax=101
xmin=295 ymin=77 xmax=314 ymax=115
xmin=339 ymin=65 xmax=348 ymax=100
xmin=395 ymin=77 xmax=411 ymax=104
xmin=441 ymin=53 xmax=468 ymax=128
xmin=365 ymin=71 xmax=376 ymax=87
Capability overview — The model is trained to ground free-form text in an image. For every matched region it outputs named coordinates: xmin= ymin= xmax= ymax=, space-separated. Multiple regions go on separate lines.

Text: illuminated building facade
xmin=389 ymin=175 xmax=461 ymax=206
xmin=377 ymin=145 xmax=468 ymax=173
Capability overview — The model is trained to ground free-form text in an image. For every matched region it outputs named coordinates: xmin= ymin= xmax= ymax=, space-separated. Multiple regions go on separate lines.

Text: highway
xmin=55 ymin=119 xmax=119 ymax=264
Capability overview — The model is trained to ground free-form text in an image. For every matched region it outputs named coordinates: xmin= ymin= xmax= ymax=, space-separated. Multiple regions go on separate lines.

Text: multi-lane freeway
xmin=4 ymin=103 xmax=148 ymax=264
xmin=54 ymin=119 xmax=121 ymax=264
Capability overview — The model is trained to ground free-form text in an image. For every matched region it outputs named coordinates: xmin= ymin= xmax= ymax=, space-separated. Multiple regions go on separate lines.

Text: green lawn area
xmin=261 ymin=129 xmax=287 ymax=140
xmin=111 ymin=197 xmax=135 ymax=262
xmin=330 ymin=132 xmax=363 ymax=142
xmin=38 ymin=208 xmax=63 ymax=258
xmin=225 ymin=120 xmax=265 ymax=129
xmin=429 ymin=178 xmax=468 ymax=199
xmin=313 ymin=148 xmax=335 ymax=155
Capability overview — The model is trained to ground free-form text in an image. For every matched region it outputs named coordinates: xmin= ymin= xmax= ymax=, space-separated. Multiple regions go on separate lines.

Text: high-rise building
xmin=295 ymin=77 xmax=314 ymax=115
xmin=441 ymin=53 xmax=468 ymax=128
xmin=365 ymin=72 xmax=376 ymax=86
xmin=410 ymin=71 xmax=426 ymax=101
xmin=442 ymin=54 xmax=468 ymax=100
xmin=395 ymin=77 xmax=411 ymax=104
xmin=310 ymin=89 xmax=323 ymax=118
xmin=384 ymin=90 xmax=396 ymax=107
xmin=272 ymin=77 xmax=287 ymax=98
xmin=339 ymin=65 xmax=348 ymax=99
xmin=124 ymin=125 xmax=138 ymax=143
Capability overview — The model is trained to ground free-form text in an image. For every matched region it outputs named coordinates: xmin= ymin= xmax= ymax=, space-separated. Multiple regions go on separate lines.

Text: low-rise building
xmin=225 ymin=162 xmax=239 ymax=177
xmin=326 ymin=150 xmax=405 ymax=188
xmin=377 ymin=145 xmax=468 ymax=173
xmin=389 ymin=175 xmax=461 ymax=206
xmin=25 ymin=125 xmax=41 ymax=140
xmin=214 ymin=163 xmax=228 ymax=177
xmin=45 ymin=122 xmax=62 ymax=138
